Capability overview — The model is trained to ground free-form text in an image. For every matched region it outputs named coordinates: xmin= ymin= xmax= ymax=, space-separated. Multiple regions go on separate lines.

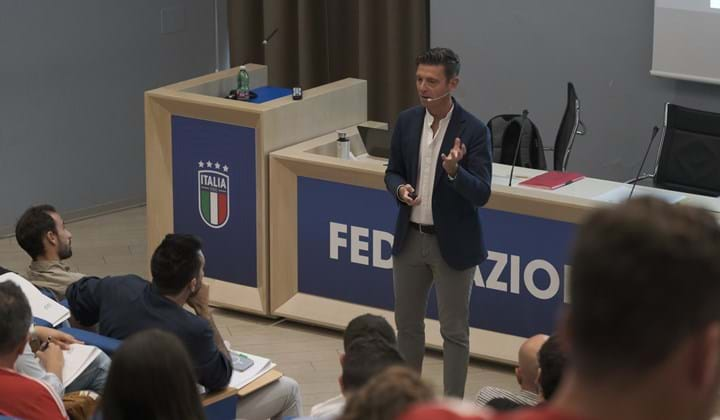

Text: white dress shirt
xmin=410 ymin=104 xmax=454 ymax=225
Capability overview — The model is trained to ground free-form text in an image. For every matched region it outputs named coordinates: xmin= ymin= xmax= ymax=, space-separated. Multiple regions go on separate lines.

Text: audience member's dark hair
xmin=537 ymin=335 xmax=566 ymax=400
xmin=341 ymin=336 xmax=405 ymax=392
xmin=568 ymin=197 xmax=720 ymax=377
xmin=339 ymin=366 xmax=434 ymax=420
xmin=0 ymin=282 xmax=32 ymax=355
xmin=416 ymin=47 xmax=460 ymax=80
xmin=100 ymin=329 xmax=205 ymax=420
xmin=486 ymin=397 xmax=526 ymax=412
xmin=343 ymin=314 xmax=396 ymax=352
xmin=15 ymin=204 xmax=57 ymax=259
xmin=151 ymin=234 xmax=203 ymax=295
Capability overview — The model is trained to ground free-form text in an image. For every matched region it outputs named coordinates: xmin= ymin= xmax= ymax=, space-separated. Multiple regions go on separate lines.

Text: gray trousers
xmin=393 ymin=228 xmax=474 ymax=398
xmin=236 ymin=376 xmax=302 ymax=420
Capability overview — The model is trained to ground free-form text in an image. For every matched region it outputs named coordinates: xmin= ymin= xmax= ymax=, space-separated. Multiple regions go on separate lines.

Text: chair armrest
xmin=58 ymin=327 xmax=122 ymax=355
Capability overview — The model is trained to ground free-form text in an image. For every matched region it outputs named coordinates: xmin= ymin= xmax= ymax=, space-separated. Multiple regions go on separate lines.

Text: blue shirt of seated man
xmin=65 ymin=235 xmax=232 ymax=392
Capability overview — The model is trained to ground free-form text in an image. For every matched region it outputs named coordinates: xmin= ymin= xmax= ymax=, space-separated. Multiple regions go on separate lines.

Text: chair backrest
xmin=554 ymin=83 xmax=582 ymax=171
xmin=654 ymin=103 xmax=720 ymax=197
xmin=488 ymin=114 xmax=547 ymax=170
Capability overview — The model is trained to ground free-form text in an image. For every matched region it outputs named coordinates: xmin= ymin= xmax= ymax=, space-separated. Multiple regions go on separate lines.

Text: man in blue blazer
xmin=385 ymin=47 xmax=492 ymax=398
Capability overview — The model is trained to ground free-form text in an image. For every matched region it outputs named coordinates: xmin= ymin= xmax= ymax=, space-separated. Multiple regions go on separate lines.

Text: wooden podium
xmin=144 ymin=65 xmax=367 ymax=314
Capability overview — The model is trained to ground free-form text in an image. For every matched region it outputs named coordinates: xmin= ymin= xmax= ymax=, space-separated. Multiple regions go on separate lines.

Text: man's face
xmin=49 ymin=212 xmax=72 ymax=260
xmin=415 ymin=64 xmax=457 ymax=107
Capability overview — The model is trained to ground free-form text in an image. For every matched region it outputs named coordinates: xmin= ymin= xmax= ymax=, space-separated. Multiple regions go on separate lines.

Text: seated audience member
xmin=342 ymin=313 xmax=397 ymax=350
xmin=0 ymin=282 xmax=67 ymax=420
xmin=66 ymin=234 xmax=301 ymax=419
xmin=99 ymin=329 xmax=205 ymax=420
xmin=399 ymin=197 xmax=720 ymax=420
xmin=339 ymin=365 xmax=434 ymax=420
xmin=310 ymin=314 xmax=402 ymax=419
xmin=0 ymin=265 xmax=110 ymax=395
xmin=475 ymin=334 xmax=547 ymax=407
xmin=15 ymin=205 xmax=85 ymax=300
xmin=16 ymin=325 xmax=109 ymax=396
xmin=535 ymin=335 xmax=566 ymax=401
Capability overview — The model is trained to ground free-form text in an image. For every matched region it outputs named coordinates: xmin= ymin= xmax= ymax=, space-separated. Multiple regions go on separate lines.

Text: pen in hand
xmin=39 ymin=337 xmax=52 ymax=352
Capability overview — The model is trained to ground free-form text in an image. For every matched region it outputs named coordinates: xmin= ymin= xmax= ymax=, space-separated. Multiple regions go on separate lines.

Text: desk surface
xmin=201 ymin=369 xmax=283 ymax=405
xmin=271 ymin=125 xmax=720 ymax=217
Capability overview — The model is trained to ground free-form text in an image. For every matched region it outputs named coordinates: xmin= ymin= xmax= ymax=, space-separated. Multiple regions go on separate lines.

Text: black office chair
xmin=632 ymin=103 xmax=720 ymax=197
xmin=551 ymin=82 xmax=586 ymax=172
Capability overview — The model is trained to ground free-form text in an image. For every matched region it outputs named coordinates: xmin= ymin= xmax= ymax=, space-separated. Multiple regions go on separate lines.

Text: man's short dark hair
xmin=0 ymin=282 xmax=32 ymax=355
xmin=343 ymin=314 xmax=396 ymax=352
xmin=15 ymin=204 xmax=57 ymax=259
xmin=416 ymin=47 xmax=461 ymax=80
xmin=150 ymin=234 xmax=203 ymax=295
xmin=568 ymin=197 xmax=720 ymax=377
xmin=341 ymin=336 xmax=405 ymax=392
xmin=537 ymin=335 xmax=566 ymax=400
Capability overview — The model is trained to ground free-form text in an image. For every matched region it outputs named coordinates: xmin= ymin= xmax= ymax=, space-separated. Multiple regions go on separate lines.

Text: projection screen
xmin=652 ymin=0 xmax=720 ymax=85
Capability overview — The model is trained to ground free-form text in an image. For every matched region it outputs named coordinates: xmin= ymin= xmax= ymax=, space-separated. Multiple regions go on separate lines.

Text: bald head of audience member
xmin=515 ymin=334 xmax=548 ymax=394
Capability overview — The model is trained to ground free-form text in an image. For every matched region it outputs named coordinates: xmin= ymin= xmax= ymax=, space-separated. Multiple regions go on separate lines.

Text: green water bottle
xmin=236 ymin=65 xmax=250 ymax=100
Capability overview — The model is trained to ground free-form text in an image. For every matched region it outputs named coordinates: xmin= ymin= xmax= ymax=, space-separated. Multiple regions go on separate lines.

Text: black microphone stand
xmin=508 ymin=110 xmax=529 ymax=186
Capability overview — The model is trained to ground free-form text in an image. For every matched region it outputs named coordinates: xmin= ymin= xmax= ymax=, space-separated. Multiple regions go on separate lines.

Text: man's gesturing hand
xmin=441 ymin=138 xmax=466 ymax=177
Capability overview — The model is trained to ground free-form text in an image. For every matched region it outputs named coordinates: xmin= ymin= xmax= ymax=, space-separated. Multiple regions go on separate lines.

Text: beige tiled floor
xmin=0 ymin=206 xmax=517 ymax=413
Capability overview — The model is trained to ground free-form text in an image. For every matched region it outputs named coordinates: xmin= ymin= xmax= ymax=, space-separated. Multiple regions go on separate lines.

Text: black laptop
xmin=357 ymin=126 xmax=392 ymax=159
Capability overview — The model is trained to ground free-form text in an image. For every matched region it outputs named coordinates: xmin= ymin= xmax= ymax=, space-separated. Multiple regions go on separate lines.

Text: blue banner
xmin=172 ymin=116 xmax=257 ymax=287
xmin=297 ymin=176 xmax=576 ymax=337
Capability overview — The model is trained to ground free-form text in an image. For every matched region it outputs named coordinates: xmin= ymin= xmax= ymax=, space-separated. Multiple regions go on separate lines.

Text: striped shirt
xmin=475 ymin=386 xmax=540 ymax=408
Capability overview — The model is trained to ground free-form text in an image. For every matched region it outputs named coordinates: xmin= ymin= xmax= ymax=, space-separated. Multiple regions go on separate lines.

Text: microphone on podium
xmin=628 ymin=126 xmax=660 ymax=200
xmin=262 ymin=28 xmax=279 ymax=46
xmin=508 ymin=110 xmax=530 ymax=187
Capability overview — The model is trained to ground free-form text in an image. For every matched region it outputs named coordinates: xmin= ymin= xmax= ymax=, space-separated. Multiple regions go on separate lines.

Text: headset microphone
xmin=423 ymin=91 xmax=451 ymax=102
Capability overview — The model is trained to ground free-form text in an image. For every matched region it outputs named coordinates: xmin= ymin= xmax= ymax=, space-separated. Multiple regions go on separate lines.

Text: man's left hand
xmin=187 ymin=282 xmax=211 ymax=318
xmin=441 ymin=137 xmax=466 ymax=177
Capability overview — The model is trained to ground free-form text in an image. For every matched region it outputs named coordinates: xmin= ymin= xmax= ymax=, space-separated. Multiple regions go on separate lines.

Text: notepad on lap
xmin=228 ymin=351 xmax=276 ymax=389
xmin=519 ymin=171 xmax=585 ymax=190
xmin=0 ymin=272 xmax=70 ymax=326
xmin=63 ymin=344 xmax=102 ymax=386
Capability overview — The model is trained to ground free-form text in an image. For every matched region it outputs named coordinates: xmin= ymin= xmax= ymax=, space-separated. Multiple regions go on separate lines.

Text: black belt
xmin=410 ymin=222 xmax=436 ymax=234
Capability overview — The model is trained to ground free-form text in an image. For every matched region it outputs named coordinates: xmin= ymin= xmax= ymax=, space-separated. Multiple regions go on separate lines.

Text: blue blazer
xmin=384 ymin=100 xmax=492 ymax=270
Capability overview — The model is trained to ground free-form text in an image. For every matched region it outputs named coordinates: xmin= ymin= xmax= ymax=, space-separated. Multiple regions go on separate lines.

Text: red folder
xmin=518 ymin=171 xmax=585 ymax=190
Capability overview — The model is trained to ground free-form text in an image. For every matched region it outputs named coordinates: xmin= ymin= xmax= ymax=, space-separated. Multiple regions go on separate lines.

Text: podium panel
xmin=145 ymin=65 xmax=367 ymax=314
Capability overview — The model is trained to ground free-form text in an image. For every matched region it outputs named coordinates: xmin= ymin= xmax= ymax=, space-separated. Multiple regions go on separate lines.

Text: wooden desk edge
xmin=201 ymin=369 xmax=283 ymax=405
